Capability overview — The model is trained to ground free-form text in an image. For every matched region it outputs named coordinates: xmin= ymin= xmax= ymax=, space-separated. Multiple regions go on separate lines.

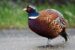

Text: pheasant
xmin=23 ymin=5 xmax=68 ymax=46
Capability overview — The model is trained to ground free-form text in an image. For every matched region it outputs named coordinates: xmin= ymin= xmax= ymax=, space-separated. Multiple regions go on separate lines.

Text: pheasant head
xmin=23 ymin=5 xmax=39 ymax=19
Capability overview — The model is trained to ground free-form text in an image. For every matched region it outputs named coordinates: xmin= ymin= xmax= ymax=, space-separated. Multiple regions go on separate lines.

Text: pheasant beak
xmin=23 ymin=8 xmax=27 ymax=11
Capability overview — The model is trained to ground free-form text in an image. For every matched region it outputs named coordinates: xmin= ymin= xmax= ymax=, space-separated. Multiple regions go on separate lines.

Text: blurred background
xmin=0 ymin=0 xmax=75 ymax=50
xmin=0 ymin=0 xmax=75 ymax=29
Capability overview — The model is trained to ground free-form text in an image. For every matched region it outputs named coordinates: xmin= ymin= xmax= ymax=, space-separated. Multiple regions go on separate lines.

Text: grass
xmin=0 ymin=2 xmax=28 ymax=29
xmin=0 ymin=2 xmax=75 ymax=29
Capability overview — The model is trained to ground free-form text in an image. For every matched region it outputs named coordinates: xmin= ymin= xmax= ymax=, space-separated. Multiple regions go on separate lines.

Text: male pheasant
xmin=23 ymin=5 xmax=68 ymax=46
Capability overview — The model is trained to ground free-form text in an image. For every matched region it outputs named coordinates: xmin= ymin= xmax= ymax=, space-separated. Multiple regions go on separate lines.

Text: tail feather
xmin=60 ymin=28 xmax=68 ymax=41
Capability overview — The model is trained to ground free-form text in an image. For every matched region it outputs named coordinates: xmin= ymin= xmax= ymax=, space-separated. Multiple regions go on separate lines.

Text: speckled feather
xmin=29 ymin=9 xmax=67 ymax=39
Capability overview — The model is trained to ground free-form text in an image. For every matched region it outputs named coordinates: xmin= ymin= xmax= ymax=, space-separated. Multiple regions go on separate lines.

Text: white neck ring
xmin=29 ymin=16 xmax=39 ymax=19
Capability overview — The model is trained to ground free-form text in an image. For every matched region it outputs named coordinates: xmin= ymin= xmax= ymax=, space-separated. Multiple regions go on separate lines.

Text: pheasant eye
xmin=26 ymin=7 xmax=33 ymax=12
xmin=27 ymin=7 xmax=31 ymax=10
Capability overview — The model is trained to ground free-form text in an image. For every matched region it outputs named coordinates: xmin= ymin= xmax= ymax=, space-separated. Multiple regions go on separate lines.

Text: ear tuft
xmin=28 ymin=5 xmax=36 ymax=9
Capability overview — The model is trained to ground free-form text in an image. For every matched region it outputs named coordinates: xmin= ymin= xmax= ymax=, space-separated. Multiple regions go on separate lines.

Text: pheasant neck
xmin=28 ymin=11 xmax=39 ymax=19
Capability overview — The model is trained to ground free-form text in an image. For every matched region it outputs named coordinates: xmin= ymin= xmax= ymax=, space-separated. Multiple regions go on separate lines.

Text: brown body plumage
xmin=29 ymin=9 xmax=67 ymax=38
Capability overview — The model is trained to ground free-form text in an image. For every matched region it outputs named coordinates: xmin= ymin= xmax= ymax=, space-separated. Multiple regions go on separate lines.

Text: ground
xmin=0 ymin=28 xmax=75 ymax=50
